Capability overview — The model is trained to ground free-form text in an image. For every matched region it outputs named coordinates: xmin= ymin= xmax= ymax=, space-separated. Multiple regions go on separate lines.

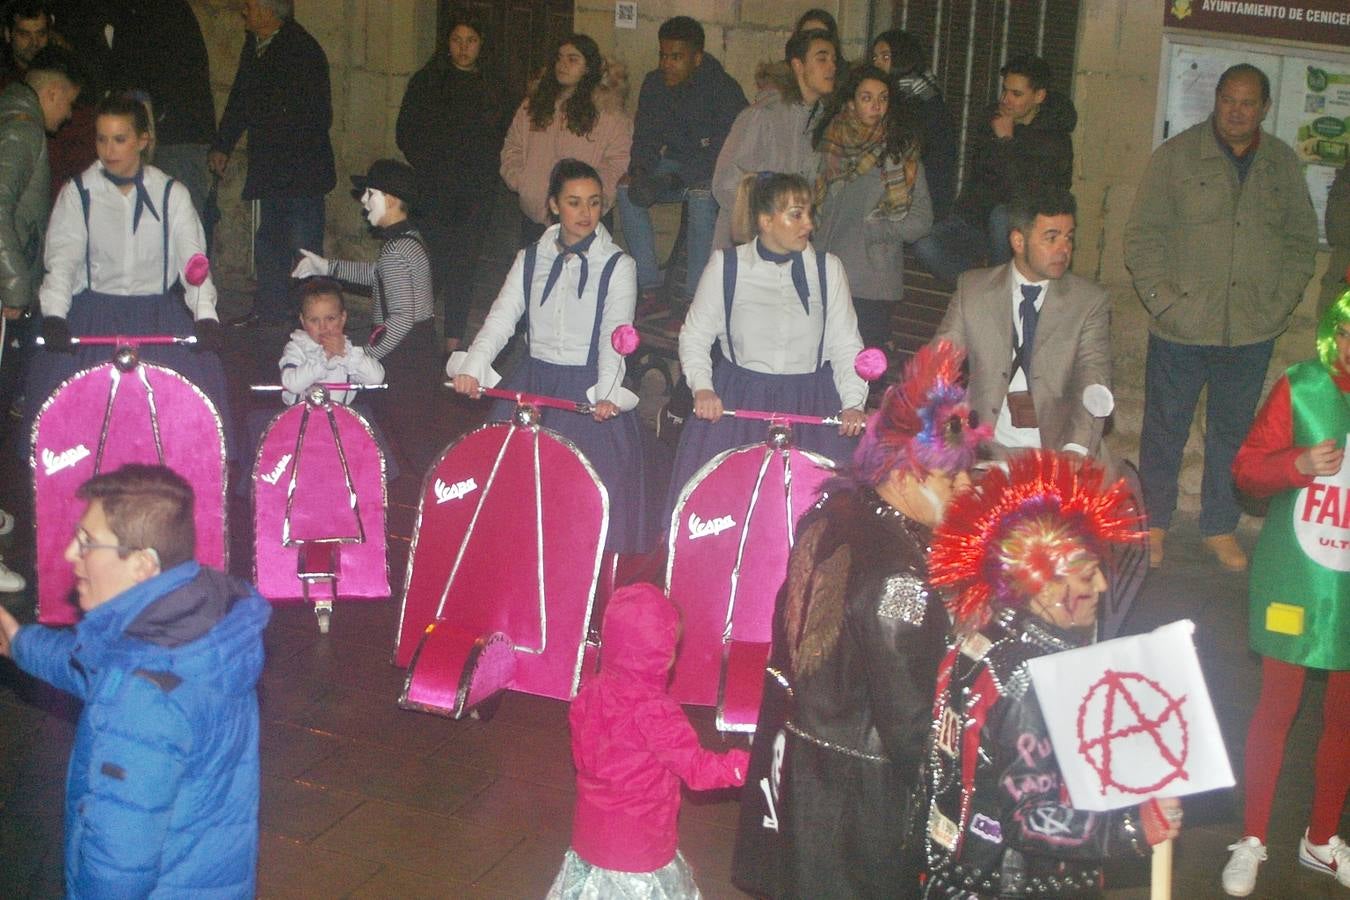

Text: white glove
xmin=291 ymin=249 xmax=331 ymax=280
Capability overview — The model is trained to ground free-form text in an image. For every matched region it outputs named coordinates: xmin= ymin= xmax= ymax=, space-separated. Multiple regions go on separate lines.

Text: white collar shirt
xmin=993 ymin=265 xmax=1049 ymax=450
xmin=40 ymin=162 xmax=218 ymax=321
xmin=679 ymin=240 xmax=867 ymax=410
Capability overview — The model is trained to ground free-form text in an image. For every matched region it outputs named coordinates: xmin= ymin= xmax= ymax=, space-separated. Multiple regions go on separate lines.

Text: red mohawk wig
xmin=929 ymin=450 xmax=1142 ymax=629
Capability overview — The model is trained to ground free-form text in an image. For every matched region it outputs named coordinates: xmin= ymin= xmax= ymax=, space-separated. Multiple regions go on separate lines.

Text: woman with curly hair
xmin=500 ymin=33 xmax=632 ymax=247
xmin=813 ymin=63 xmax=933 ymax=350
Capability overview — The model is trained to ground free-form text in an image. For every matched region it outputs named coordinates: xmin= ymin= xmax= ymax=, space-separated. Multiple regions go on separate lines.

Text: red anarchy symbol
xmin=1075 ymin=670 xmax=1189 ymax=794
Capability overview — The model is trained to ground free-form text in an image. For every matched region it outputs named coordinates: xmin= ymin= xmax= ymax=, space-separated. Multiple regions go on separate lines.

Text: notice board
xmin=1155 ymin=33 xmax=1349 ymax=245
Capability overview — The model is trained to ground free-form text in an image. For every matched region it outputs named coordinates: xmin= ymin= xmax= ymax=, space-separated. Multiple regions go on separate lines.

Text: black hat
xmin=350 ymin=159 xmax=420 ymax=208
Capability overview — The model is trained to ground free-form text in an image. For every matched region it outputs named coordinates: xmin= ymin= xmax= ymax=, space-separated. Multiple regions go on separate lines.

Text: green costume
xmin=1248 ymin=360 xmax=1350 ymax=670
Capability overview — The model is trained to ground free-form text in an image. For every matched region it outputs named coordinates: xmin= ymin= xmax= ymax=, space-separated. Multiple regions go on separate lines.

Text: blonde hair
xmin=731 ymin=172 xmax=813 ymax=245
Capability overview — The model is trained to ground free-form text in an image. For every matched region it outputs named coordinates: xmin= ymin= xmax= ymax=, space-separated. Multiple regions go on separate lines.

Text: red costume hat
xmin=929 ymin=450 xmax=1141 ymax=629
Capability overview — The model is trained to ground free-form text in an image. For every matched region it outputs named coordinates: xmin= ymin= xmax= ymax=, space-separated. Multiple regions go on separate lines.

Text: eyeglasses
xmin=74 ymin=533 xmax=136 ymax=558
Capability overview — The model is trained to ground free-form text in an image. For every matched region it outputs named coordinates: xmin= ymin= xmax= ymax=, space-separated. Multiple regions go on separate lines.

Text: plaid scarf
xmin=814 ymin=107 xmax=917 ymax=222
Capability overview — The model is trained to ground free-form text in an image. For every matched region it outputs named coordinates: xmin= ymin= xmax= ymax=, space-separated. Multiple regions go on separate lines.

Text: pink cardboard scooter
xmin=395 ymin=389 xmax=608 ymax=719
xmin=31 ymin=336 xmax=227 ymax=624
xmin=251 ymin=383 xmax=390 ymax=633
xmin=664 ymin=348 xmax=889 ymax=732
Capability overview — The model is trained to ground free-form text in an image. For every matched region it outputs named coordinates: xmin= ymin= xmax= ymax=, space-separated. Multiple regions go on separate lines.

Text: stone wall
xmin=192 ymin=0 xmax=438 ymax=289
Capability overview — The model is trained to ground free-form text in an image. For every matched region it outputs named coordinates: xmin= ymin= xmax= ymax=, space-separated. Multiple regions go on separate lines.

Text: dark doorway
xmin=887 ymin=0 xmax=1082 ymax=194
xmin=438 ymin=0 xmax=574 ymax=112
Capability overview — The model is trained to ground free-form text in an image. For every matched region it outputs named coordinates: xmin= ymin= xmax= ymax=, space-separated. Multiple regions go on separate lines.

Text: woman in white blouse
xmin=449 ymin=158 xmax=656 ymax=554
xmin=669 ymin=171 xmax=868 ymax=509
xmin=26 ymin=94 xmax=231 ymax=454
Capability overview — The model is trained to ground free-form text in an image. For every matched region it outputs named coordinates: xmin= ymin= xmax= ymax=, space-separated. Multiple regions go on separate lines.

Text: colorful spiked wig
xmin=850 ymin=340 xmax=991 ymax=487
xmin=1316 ymin=289 xmax=1350 ymax=374
xmin=929 ymin=450 xmax=1142 ymax=630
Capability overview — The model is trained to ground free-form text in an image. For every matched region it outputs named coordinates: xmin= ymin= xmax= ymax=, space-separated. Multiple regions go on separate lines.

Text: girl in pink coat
xmin=549 ymin=583 xmax=749 ymax=899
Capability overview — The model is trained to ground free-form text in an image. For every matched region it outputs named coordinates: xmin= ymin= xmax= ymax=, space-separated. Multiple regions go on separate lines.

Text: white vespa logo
xmin=687 ymin=512 xmax=736 ymax=540
xmin=259 ymin=454 xmax=292 ymax=486
xmin=434 ymin=477 xmax=478 ymax=504
xmin=42 ymin=444 xmax=91 ymax=477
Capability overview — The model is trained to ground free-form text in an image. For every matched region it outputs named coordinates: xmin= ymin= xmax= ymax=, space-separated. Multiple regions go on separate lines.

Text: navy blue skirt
xmin=23 ymin=290 xmax=236 ymax=459
xmin=489 ymin=356 xmax=659 ymax=555
xmin=665 ymin=360 xmax=857 ymax=518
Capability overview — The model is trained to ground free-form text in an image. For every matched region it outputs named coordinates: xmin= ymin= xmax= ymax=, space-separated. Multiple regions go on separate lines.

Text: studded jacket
xmin=924 ymin=608 xmax=1150 ymax=898
xmin=733 ymin=486 xmax=948 ymax=899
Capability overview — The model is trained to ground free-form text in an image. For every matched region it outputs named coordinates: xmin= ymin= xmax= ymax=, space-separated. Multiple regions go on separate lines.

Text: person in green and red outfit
xmin=1222 ymin=291 xmax=1350 ymax=896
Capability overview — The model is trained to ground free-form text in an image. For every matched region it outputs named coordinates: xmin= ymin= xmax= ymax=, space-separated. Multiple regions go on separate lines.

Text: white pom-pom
xmin=1082 ymin=383 xmax=1114 ymax=418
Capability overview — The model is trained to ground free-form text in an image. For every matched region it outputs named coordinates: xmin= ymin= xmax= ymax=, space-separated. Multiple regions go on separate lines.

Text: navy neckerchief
xmin=101 ymin=166 xmax=159 ymax=233
xmin=756 ymin=239 xmax=809 ymax=313
xmin=540 ymin=230 xmax=598 ymax=305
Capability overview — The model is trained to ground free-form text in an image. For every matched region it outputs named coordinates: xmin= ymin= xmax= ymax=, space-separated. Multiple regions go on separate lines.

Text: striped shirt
xmin=329 ymin=221 xmax=433 ymax=360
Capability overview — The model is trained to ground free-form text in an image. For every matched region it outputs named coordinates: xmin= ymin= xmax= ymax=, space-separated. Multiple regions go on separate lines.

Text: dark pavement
xmin=2 ymin=191 xmax=1346 ymax=898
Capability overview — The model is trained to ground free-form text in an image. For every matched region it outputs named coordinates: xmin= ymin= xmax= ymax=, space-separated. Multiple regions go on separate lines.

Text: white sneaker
xmin=1299 ymin=830 xmax=1350 ymax=886
xmin=1222 ymin=836 xmax=1267 ymax=897
xmin=0 ymin=558 xmax=24 ymax=592
xmin=0 ymin=508 xmax=13 ymax=535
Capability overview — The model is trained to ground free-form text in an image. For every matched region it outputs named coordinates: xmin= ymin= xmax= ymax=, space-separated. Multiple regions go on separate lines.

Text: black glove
xmin=40 ymin=316 xmax=73 ymax=352
xmin=193 ymin=318 xmax=224 ymax=353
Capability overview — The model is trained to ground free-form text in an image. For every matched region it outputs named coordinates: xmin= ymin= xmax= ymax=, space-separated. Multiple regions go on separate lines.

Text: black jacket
xmin=955 ymin=92 xmax=1077 ymax=227
xmin=924 ymin=608 xmax=1150 ymax=898
xmin=106 ymin=0 xmax=215 ymax=146
xmin=733 ymin=487 xmax=946 ymax=900
xmin=212 ymin=17 xmax=335 ymax=199
xmin=630 ymin=53 xmax=747 ymax=186
xmin=395 ymin=52 xmax=506 ymax=216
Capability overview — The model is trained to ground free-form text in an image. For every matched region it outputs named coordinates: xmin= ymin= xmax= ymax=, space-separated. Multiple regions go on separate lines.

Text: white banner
xmin=1027 ymin=619 xmax=1234 ymax=812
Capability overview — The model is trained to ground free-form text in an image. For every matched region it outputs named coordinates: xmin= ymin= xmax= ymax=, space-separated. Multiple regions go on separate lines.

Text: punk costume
xmin=733 ymin=342 xmax=988 ymax=899
xmin=924 ymin=451 xmax=1165 ymax=898
xmin=924 ymin=607 xmax=1149 ymax=897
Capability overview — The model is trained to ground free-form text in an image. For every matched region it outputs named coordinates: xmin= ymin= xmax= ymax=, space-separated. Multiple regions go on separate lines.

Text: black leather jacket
xmin=924 ymin=608 xmax=1150 ymax=898
xmin=734 ymin=487 xmax=948 ymax=900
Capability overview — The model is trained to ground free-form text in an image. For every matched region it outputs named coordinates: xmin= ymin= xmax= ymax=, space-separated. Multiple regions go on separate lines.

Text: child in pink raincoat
xmin=549 ymin=583 xmax=749 ymax=899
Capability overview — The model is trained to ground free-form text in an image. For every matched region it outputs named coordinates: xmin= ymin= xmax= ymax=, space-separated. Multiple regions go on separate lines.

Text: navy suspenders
xmin=722 ymin=246 xmax=829 ymax=370
xmin=521 ymin=241 xmax=625 ymax=366
xmin=74 ymin=173 xmax=177 ymax=293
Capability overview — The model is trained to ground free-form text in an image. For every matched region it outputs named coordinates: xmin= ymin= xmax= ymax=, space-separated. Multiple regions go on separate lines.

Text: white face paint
xmin=916 ymin=482 xmax=945 ymax=523
xmin=362 ymin=188 xmax=388 ymax=227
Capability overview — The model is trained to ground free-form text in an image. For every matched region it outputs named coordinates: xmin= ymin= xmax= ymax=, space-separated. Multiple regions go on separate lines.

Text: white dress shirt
xmin=459 ymin=223 xmax=636 ymax=406
xmin=41 ymin=162 xmax=218 ymax=321
xmin=679 ymin=240 xmax=867 ymax=411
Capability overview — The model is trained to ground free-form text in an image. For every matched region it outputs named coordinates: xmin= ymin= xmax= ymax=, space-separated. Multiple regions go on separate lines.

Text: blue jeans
xmin=1138 ymin=334 xmax=1274 ymax=535
xmin=153 ymin=143 xmax=210 ymax=215
xmin=911 ymin=207 xmax=1012 ymax=285
xmin=987 ymin=204 xmax=1012 ymax=266
xmin=255 ymin=196 xmax=326 ymax=322
xmin=616 ymin=159 xmax=717 ymax=295
xmin=910 ymin=214 xmax=986 ymax=286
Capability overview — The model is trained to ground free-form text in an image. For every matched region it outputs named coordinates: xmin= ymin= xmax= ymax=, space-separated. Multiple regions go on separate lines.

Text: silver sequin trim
xmin=878 ymin=574 xmax=930 ymax=625
xmin=784 ymin=720 xmax=888 ymax=762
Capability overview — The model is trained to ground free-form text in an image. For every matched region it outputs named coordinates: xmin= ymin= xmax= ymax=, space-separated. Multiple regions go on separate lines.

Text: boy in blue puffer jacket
xmin=0 ymin=464 xmax=270 ymax=899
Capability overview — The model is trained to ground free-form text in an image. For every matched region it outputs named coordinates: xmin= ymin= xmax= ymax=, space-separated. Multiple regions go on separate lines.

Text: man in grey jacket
xmin=0 ymin=44 xmax=80 ymax=593
xmin=1124 ymin=63 xmax=1317 ymax=572
xmin=711 ymin=28 xmax=837 ymax=248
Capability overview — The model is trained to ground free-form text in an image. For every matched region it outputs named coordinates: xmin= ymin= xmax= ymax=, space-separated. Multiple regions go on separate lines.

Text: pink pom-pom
xmin=184 ymin=253 xmax=211 ymax=287
xmin=611 ymin=323 xmax=640 ymax=356
xmin=854 ymin=347 xmax=888 ymax=381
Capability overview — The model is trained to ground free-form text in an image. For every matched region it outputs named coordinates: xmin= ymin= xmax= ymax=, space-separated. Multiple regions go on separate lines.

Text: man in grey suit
xmin=933 ymin=186 xmax=1112 ymax=459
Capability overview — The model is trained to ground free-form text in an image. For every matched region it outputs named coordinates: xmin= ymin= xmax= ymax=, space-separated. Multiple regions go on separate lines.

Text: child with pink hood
xmin=549 ymin=583 xmax=749 ymax=898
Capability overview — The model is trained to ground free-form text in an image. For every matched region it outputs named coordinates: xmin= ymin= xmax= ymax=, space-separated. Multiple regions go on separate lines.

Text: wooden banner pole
xmin=1151 ymin=837 xmax=1173 ymax=899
